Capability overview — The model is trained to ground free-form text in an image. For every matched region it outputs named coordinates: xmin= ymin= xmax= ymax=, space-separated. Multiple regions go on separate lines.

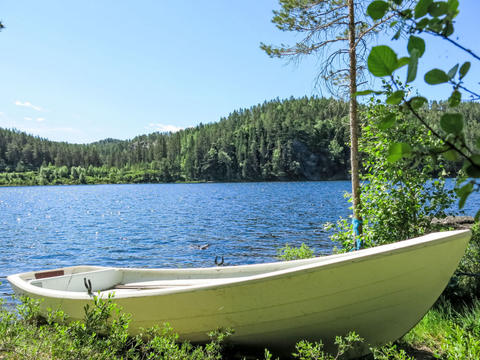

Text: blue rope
xmin=352 ymin=218 xmax=363 ymax=250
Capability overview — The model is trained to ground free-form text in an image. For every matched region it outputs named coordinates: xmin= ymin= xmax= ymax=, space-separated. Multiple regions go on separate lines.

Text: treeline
xmin=0 ymin=97 xmax=352 ymax=185
xmin=0 ymin=97 xmax=480 ymax=186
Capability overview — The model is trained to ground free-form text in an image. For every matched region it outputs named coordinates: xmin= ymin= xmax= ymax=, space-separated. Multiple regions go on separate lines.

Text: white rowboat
xmin=8 ymin=230 xmax=470 ymax=353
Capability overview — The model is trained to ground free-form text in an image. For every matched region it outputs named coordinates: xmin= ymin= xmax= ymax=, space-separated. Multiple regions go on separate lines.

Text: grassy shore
xmin=1 ymin=291 xmax=479 ymax=359
xmin=402 ymin=300 xmax=480 ymax=359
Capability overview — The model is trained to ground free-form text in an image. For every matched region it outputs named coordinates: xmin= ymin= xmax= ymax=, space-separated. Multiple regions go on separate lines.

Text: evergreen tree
xmin=261 ymin=0 xmax=395 ymax=238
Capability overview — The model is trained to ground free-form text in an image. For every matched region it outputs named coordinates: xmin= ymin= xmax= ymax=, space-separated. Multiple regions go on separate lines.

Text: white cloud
xmin=17 ymin=126 xmax=83 ymax=138
xmin=147 ymin=123 xmax=184 ymax=133
xmin=24 ymin=117 xmax=33 ymax=121
xmin=14 ymin=100 xmax=44 ymax=112
xmin=36 ymin=117 xmax=45 ymax=122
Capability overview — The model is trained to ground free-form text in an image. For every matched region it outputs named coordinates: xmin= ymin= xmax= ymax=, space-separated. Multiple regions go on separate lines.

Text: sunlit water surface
xmin=0 ymin=181 xmax=478 ymax=300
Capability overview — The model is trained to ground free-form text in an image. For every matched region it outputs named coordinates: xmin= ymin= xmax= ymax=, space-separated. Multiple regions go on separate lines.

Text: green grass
xmin=0 ymin=295 xmax=233 ymax=360
xmin=401 ymin=299 xmax=480 ymax=359
xmin=3 ymin=294 xmax=480 ymax=359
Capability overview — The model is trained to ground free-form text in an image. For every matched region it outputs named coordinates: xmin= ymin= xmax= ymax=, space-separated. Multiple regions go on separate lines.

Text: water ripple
xmin=0 ymin=180 xmax=476 ymax=300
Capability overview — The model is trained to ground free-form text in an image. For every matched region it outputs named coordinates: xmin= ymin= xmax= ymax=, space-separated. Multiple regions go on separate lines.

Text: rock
xmin=431 ymin=216 xmax=475 ymax=229
xmin=291 ymin=139 xmax=346 ymax=180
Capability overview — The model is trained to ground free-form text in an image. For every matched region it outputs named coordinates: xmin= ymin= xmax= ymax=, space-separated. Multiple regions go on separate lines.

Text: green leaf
xmin=448 ymin=0 xmax=459 ymax=15
xmin=428 ymin=19 xmax=442 ymax=32
xmin=410 ymin=96 xmax=428 ymax=109
xmin=448 ymin=90 xmax=461 ymax=107
xmin=476 ymin=138 xmax=480 ymax=150
xmin=428 ymin=1 xmax=449 ymax=17
xmin=378 ymin=112 xmax=396 ymax=130
xmin=392 ymin=28 xmax=401 ymax=40
xmin=396 ymin=57 xmax=410 ymax=69
xmin=459 ymin=192 xmax=469 ymax=210
xmin=443 ymin=21 xmax=454 ymax=36
xmin=459 ymin=61 xmax=471 ymax=79
xmin=355 ymin=90 xmax=376 ymax=96
xmin=386 ymin=90 xmax=405 ymax=105
xmin=455 ymin=182 xmax=473 ymax=209
xmin=407 ymin=36 xmax=426 ymax=57
xmin=393 ymin=0 xmax=403 ymax=5
xmin=465 ymin=164 xmax=480 ymax=178
xmin=367 ymin=1 xmax=389 ymax=20
xmin=440 ymin=113 xmax=464 ymax=135
xmin=416 ymin=18 xmax=430 ymax=30
xmin=456 ymin=182 xmax=473 ymax=197
xmin=415 ymin=0 xmax=433 ymax=18
xmin=475 ymin=209 xmax=480 ymax=222
xmin=387 ymin=142 xmax=412 ymax=162
xmin=407 ymin=49 xmax=419 ymax=83
xmin=447 ymin=64 xmax=459 ymax=79
xmin=424 ymin=69 xmax=450 ymax=84
xmin=368 ymin=46 xmax=398 ymax=77
xmin=471 ymin=154 xmax=480 ymax=166
xmin=443 ymin=149 xmax=458 ymax=161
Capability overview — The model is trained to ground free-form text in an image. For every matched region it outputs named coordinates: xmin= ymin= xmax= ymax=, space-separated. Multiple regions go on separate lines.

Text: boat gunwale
xmin=7 ymin=229 xmax=471 ymax=301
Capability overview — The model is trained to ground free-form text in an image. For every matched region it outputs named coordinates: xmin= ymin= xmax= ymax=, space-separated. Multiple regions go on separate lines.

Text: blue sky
xmin=0 ymin=1 xmax=478 ymax=143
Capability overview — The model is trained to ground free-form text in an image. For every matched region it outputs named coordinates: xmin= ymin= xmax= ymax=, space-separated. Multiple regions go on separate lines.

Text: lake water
xmin=0 ymin=181 xmax=478 ymax=300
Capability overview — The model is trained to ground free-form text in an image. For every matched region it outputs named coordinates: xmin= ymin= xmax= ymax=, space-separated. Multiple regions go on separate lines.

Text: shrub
xmin=443 ymin=222 xmax=480 ymax=302
xmin=0 ymin=295 xmax=232 ymax=360
xmin=277 ymin=243 xmax=314 ymax=260
xmin=327 ymin=102 xmax=455 ymax=252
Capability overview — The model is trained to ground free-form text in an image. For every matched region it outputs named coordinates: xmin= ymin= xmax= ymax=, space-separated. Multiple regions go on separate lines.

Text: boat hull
xmin=8 ymin=230 xmax=471 ymax=352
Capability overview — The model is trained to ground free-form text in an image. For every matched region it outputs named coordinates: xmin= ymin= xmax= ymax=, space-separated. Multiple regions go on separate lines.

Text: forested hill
xmin=0 ymin=97 xmax=352 ymax=185
xmin=1 ymin=96 xmax=479 ymax=186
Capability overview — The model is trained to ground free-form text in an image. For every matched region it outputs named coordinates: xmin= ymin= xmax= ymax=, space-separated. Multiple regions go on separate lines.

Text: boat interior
xmin=23 ymin=255 xmax=338 ymax=295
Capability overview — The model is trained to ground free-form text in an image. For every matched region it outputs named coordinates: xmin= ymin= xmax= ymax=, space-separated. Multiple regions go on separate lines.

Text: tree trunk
xmin=348 ymin=0 xmax=362 ymax=238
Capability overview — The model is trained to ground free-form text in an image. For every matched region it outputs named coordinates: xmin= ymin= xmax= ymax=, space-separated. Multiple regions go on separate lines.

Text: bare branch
xmin=457 ymin=84 xmax=480 ymax=101
xmin=311 ymin=15 xmax=349 ymax=32
xmin=355 ymin=14 xmax=395 ymax=47
xmin=277 ymin=37 xmax=349 ymax=56
xmin=301 ymin=3 xmax=348 ymax=17
xmin=327 ymin=68 xmax=350 ymax=77
xmin=292 ymin=17 xmax=346 ymax=33
xmin=394 ymin=10 xmax=480 ymax=62
xmin=424 ymin=30 xmax=480 ymax=62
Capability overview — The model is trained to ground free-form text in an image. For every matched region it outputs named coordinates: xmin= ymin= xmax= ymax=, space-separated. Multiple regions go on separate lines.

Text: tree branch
xmin=312 ymin=15 xmax=349 ymax=33
xmin=355 ymin=14 xmax=395 ymax=48
xmin=394 ymin=10 xmax=480 ymax=62
xmin=405 ymin=100 xmax=480 ymax=171
xmin=425 ymin=30 xmax=480 ymax=62
xmin=278 ymin=37 xmax=349 ymax=56
xmin=457 ymin=84 xmax=480 ymax=101
xmin=302 ymin=3 xmax=348 ymax=17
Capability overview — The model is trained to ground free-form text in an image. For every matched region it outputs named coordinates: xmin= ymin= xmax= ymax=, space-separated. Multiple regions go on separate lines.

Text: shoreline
xmin=0 ymin=176 xmax=353 ymax=188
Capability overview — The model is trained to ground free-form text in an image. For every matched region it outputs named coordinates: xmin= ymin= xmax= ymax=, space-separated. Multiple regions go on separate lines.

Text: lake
xmin=0 ymin=181 xmax=478 ymax=300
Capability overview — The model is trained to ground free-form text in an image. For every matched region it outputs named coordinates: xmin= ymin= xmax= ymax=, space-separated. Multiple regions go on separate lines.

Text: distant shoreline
xmin=0 ymin=175 xmax=352 ymax=188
